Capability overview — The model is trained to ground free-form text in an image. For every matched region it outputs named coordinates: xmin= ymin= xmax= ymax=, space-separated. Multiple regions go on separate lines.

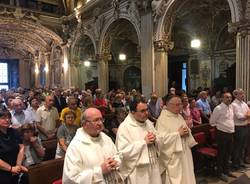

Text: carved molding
xmin=136 ymin=0 xmax=152 ymax=13
xmin=152 ymin=0 xmax=168 ymax=23
xmin=112 ymin=0 xmax=120 ymax=19
xmin=154 ymin=33 xmax=174 ymax=52
xmin=95 ymin=52 xmax=112 ymax=61
xmin=245 ymin=0 xmax=250 ymax=20
xmin=127 ymin=0 xmax=140 ymax=27
xmin=228 ymin=20 xmax=250 ymax=36
xmin=0 ymin=11 xmax=63 ymax=59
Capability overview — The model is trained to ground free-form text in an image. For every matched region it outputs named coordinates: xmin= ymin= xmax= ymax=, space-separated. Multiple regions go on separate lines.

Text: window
xmin=182 ymin=63 xmax=187 ymax=92
xmin=0 ymin=62 xmax=8 ymax=90
xmin=0 ymin=63 xmax=8 ymax=83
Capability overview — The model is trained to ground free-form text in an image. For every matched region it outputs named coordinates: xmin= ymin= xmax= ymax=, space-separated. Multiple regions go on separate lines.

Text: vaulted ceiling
xmin=0 ymin=7 xmax=63 ymax=58
xmin=170 ymin=0 xmax=235 ymax=55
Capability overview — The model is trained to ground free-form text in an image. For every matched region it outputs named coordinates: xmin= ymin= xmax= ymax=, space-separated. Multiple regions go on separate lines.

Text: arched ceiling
xmin=104 ymin=19 xmax=139 ymax=64
xmin=73 ymin=35 xmax=95 ymax=61
xmin=0 ymin=16 xmax=63 ymax=58
xmin=170 ymin=0 xmax=235 ymax=55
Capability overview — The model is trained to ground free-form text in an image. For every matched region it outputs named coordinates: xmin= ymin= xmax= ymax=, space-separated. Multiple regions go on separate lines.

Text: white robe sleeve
xmin=62 ymin=143 xmax=104 ymax=184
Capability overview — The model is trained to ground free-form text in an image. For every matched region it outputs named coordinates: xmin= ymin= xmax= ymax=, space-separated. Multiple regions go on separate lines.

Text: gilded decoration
xmin=154 ymin=34 xmax=174 ymax=52
xmin=95 ymin=53 xmax=112 ymax=61
xmin=0 ymin=7 xmax=63 ymax=56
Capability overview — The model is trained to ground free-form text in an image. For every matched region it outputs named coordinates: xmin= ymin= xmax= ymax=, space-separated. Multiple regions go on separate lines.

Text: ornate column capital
xmin=44 ymin=52 xmax=51 ymax=58
xmin=228 ymin=20 xmax=250 ymax=36
xmin=154 ymin=34 xmax=174 ymax=52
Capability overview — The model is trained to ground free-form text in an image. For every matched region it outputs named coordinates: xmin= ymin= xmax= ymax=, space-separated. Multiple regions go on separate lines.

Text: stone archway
xmin=98 ymin=18 xmax=140 ymax=92
xmin=154 ymin=0 xmax=242 ymax=41
xmin=153 ymin=0 xmax=240 ymax=93
xmin=71 ymin=34 xmax=97 ymax=90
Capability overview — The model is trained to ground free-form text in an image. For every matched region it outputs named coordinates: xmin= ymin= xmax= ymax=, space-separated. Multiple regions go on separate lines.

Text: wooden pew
xmin=42 ymin=138 xmax=57 ymax=161
xmin=28 ymin=158 xmax=64 ymax=184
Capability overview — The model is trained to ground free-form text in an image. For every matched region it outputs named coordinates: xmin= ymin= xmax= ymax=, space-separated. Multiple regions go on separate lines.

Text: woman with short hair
xmin=0 ymin=109 xmax=28 ymax=184
xmin=55 ymin=110 xmax=78 ymax=159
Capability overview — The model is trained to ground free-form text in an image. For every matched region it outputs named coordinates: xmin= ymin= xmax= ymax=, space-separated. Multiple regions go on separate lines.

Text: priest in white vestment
xmin=156 ymin=95 xmax=197 ymax=184
xmin=63 ymin=108 xmax=124 ymax=184
xmin=116 ymin=97 xmax=163 ymax=184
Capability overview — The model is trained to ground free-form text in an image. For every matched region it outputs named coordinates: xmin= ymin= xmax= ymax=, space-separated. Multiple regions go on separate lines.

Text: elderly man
xmin=231 ymin=88 xmax=250 ymax=170
xmin=116 ymin=97 xmax=162 ymax=184
xmin=196 ymin=91 xmax=212 ymax=123
xmin=147 ymin=92 xmax=162 ymax=123
xmin=156 ymin=95 xmax=197 ymax=184
xmin=210 ymin=93 xmax=236 ymax=182
xmin=63 ymin=108 xmax=123 ymax=184
xmin=36 ymin=96 xmax=59 ymax=139
xmin=11 ymin=98 xmax=33 ymax=128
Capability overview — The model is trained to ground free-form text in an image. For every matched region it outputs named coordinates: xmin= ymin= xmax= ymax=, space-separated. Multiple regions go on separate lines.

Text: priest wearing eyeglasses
xmin=63 ymin=108 xmax=124 ymax=184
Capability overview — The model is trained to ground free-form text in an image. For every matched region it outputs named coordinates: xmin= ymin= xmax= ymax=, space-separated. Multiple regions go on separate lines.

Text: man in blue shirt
xmin=196 ymin=91 xmax=211 ymax=123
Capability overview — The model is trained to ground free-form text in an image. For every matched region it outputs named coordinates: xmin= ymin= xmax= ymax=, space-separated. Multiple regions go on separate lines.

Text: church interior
xmin=1 ymin=0 xmax=250 ymax=184
xmin=1 ymin=0 xmax=249 ymax=99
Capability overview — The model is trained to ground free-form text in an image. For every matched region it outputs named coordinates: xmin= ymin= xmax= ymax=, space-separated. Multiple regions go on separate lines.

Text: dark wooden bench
xmin=42 ymin=138 xmax=57 ymax=161
xmin=28 ymin=158 xmax=64 ymax=184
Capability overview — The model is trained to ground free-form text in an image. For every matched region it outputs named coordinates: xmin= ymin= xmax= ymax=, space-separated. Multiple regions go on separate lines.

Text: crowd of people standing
xmin=0 ymin=86 xmax=250 ymax=184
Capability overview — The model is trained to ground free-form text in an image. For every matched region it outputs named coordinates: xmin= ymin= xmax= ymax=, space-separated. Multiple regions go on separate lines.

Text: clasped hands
xmin=11 ymin=165 xmax=28 ymax=175
xmin=101 ymin=157 xmax=118 ymax=174
xmin=178 ymin=125 xmax=189 ymax=137
xmin=144 ymin=131 xmax=156 ymax=145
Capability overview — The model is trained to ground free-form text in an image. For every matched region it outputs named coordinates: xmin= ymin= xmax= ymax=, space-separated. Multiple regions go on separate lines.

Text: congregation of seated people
xmin=0 ymin=86 xmax=250 ymax=184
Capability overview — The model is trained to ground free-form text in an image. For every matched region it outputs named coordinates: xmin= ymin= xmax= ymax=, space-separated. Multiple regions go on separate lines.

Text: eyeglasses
xmin=85 ymin=118 xmax=104 ymax=124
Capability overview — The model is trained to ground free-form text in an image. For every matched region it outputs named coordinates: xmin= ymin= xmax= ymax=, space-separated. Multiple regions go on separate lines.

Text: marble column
xmin=44 ymin=52 xmax=51 ymax=87
xmin=34 ymin=54 xmax=40 ymax=88
xmin=62 ymin=45 xmax=70 ymax=88
xmin=70 ymin=63 xmax=78 ymax=88
xmin=154 ymin=44 xmax=167 ymax=97
xmin=153 ymin=35 xmax=174 ymax=97
xmin=140 ymin=10 xmax=154 ymax=97
xmin=236 ymin=30 xmax=250 ymax=101
xmin=97 ymin=54 xmax=109 ymax=93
